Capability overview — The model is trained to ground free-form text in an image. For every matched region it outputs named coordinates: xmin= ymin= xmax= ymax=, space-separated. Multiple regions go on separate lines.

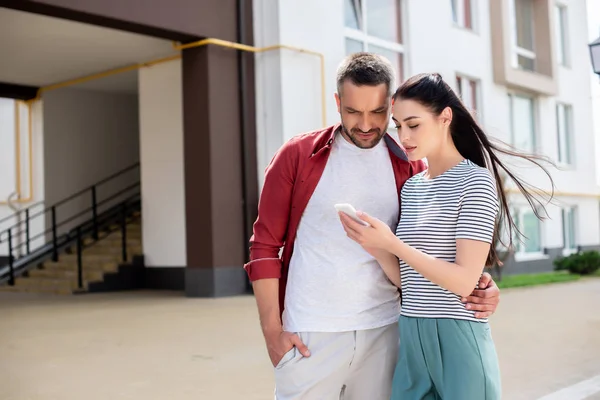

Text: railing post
xmin=25 ymin=208 xmax=30 ymax=255
xmin=51 ymin=206 xmax=58 ymax=262
xmin=77 ymin=226 xmax=83 ymax=289
xmin=8 ymin=229 xmax=14 ymax=286
xmin=91 ymin=186 xmax=98 ymax=240
xmin=121 ymin=202 xmax=127 ymax=262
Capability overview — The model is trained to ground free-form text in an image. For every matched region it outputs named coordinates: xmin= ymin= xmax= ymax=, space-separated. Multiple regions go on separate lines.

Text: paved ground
xmin=0 ymin=278 xmax=599 ymax=400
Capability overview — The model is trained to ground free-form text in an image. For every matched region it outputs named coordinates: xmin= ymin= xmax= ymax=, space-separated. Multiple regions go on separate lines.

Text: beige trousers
xmin=274 ymin=322 xmax=399 ymax=400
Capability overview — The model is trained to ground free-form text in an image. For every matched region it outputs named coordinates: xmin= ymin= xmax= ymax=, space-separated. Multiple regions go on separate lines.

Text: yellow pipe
xmin=35 ymin=54 xmax=182 ymax=100
xmin=24 ymin=100 xmax=33 ymax=202
xmin=30 ymin=39 xmax=327 ymax=126
xmin=172 ymin=38 xmax=327 ymax=126
xmin=0 ymin=101 xmax=24 ymax=205
xmin=0 ymin=38 xmax=326 ymax=207
xmin=14 ymin=101 xmax=21 ymax=200
xmin=505 ymin=188 xmax=600 ymax=198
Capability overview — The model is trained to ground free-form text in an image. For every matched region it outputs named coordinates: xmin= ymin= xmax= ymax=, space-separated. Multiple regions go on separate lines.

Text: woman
xmin=338 ymin=73 xmax=553 ymax=399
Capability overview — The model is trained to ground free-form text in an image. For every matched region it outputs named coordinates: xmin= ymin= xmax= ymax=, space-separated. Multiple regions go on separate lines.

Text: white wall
xmin=42 ymin=87 xmax=140 ymax=236
xmin=0 ymin=98 xmax=17 ymax=202
xmin=138 ymin=59 xmax=186 ymax=267
xmin=253 ymin=0 xmax=345 ymax=185
xmin=254 ymin=0 xmax=600 ymax=255
xmin=588 ymin=0 xmax=600 ymax=186
xmin=0 ymin=99 xmax=45 ymax=257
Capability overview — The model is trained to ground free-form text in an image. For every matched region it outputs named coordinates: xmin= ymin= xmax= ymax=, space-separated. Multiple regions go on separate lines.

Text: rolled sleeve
xmin=244 ymin=138 xmax=298 ymax=282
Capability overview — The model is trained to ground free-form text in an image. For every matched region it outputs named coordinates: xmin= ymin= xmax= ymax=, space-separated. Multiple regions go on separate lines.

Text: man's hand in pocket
xmin=265 ymin=331 xmax=311 ymax=367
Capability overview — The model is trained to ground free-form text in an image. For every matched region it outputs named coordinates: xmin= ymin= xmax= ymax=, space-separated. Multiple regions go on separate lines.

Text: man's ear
xmin=335 ymin=93 xmax=341 ymax=113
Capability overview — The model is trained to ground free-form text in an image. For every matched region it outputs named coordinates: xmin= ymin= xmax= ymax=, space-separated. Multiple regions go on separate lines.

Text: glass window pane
xmin=522 ymin=211 xmax=541 ymax=252
xmin=562 ymin=208 xmax=576 ymax=249
xmin=515 ymin=0 xmax=534 ymax=51
xmin=512 ymin=209 xmax=521 ymax=252
xmin=556 ymin=104 xmax=572 ymax=164
xmin=564 ymin=106 xmax=572 ymax=164
xmin=345 ymin=38 xmax=364 ymax=55
xmin=557 ymin=104 xmax=564 ymax=162
xmin=469 ymin=79 xmax=478 ymax=113
xmin=567 ymin=209 xmax=576 ymax=248
xmin=510 ymin=95 xmax=535 ymax=152
xmin=366 ymin=0 xmax=402 ymax=43
xmin=345 ymin=0 xmax=361 ymax=29
xmin=451 ymin=0 xmax=459 ymax=23
xmin=369 ymin=44 xmax=402 ymax=85
xmin=517 ymin=54 xmax=535 ymax=71
xmin=464 ymin=0 xmax=473 ymax=29
xmin=555 ymin=6 xmax=566 ymax=65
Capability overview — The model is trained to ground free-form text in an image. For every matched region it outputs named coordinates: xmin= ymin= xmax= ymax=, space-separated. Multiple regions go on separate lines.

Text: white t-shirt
xmin=397 ymin=159 xmax=499 ymax=323
xmin=282 ymin=133 xmax=401 ymax=333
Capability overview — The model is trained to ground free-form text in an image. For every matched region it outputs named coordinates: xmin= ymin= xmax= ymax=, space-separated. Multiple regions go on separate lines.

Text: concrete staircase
xmin=0 ymin=220 xmax=142 ymax=295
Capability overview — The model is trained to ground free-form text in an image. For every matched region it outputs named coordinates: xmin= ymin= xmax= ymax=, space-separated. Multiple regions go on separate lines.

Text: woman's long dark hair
xmin=394 ymin=73 xmax=555 ymax=267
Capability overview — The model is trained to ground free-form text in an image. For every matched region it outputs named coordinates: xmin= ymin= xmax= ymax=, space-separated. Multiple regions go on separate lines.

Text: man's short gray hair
xmin=336 ymin=52 xmax=396 ymax=97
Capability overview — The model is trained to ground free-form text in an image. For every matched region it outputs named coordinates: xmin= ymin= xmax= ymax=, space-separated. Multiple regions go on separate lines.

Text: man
xmin=244 ymin=53 xmax=501 ymax=399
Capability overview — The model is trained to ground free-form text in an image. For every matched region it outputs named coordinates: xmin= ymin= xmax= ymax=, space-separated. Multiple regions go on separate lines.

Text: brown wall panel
xmin=182 ymin=45 xmax=245 ymax=269
xmin=1 ymin=0 xmax=238 ymax=40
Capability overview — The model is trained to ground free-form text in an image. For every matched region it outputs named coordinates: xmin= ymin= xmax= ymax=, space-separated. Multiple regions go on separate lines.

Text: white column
xmin=253 ymin=0 xmax=345 ymax=187
xmin=138 ymin=59 xmax=187 ymax=267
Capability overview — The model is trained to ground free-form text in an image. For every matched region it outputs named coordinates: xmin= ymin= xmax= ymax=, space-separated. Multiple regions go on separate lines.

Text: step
xmin=108 ymin=223 xmax=141 ymax=231
xmin=28 ymin=268 xmax=105 ymax=282
xmin=0 ymin=284 xmax=73 ymax=295
xmin=39 ymin=261 xmax=119 ymax=274
xmin=60 ymin=253 xmax=122 ymax=263
xmin=82 ymin=236 xmax=142 ymax=247
xmin=82 ymin=237 xmax=142 ymax=247
xmin=11 ymin=276 xmax=88 ymax=291
xmin=67 ymin=243 xmax=142 ymax=255
xmin=82 ymin=246 xmax=142 ymax=257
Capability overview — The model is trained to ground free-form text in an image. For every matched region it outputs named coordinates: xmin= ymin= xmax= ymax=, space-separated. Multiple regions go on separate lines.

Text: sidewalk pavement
xmin=1 ymin=278 xmax=599 ymax=400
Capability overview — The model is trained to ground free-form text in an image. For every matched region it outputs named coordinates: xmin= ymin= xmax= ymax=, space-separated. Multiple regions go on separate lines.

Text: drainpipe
xmin=7 ymin=192 xmax=22 ymax=258
xmin=237 ymin=0 xmax=251 ymax=263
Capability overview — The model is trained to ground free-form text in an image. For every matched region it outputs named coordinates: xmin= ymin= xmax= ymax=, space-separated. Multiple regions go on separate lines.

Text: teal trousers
xmin=391 ymin=316 xmax=501 ymax=400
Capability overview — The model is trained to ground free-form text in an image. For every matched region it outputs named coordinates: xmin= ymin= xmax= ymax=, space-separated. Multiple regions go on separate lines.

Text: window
xmin=513 ymin=207 xmax=543 ymax=256
xmin=509 ymin=0 xmax=536 ymax=71
xmin=554 ymin=5 xmax=569 ymax=66
xmin=556 ymin=103 xmax=573 ymax=165
xmin=562 ymin=207 xmax=577 ymax=254
xmin=344 ymin=0 xmax=404 ymax=83
xmin=508 ymin=93 xmax=536 ymax=152
xmin=451 ymin=0 xmax=473 ymax=30
xmin=456 ymin=75 xmax=480 ymax=116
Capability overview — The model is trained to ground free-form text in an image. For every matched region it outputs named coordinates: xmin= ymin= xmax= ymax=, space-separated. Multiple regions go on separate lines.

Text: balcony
xmin=490 ymin=0 xmax=557 ymax=95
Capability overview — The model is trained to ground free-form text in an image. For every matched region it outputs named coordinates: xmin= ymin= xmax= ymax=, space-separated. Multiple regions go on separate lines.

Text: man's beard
xmin=341 ymin=123 xmax=385 ymax=149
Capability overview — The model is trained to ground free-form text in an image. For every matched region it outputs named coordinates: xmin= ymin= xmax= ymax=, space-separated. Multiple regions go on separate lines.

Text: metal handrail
xmin=1 ymin=193 xmax=141 ymax=287
xmin=0 ymin=162 xmax=142 ymax=288
xmin=0 ymin=162 xmax=139 ymax=236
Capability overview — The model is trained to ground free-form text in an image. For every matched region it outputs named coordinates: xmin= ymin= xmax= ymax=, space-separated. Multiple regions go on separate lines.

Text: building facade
xmin=254 ymin=0 xmax=600 ymax=275
xmin=0 ymin=0 xmax=598 ymax=297
xmin=0 ymin=0 xmax=258 ymax=296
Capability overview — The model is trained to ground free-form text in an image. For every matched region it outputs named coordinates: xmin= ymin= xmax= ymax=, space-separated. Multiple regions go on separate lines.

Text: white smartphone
xmin=334 ymin=203 xmax=370 ymax=226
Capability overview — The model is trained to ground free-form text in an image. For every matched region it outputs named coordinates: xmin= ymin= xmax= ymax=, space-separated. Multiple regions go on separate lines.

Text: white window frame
xmin=562 ymin=206 xmax=578 ymax=256
xmin=508 ymin=92 xmax=538 ymax=153
xmin=554 ymin=4 xmax=570 ymax=67
xmin=556 ymin=102 xmax=574 ymax=167
xmin=344 ymin=0 xmax=406 ymax=84
xmin=512 ymin=206 xmax=546 ymax=261
xmin=451 ymin=0 xmax=476 ymax=31
xmin=508 ymin=0 xmax=536 ymax=71
xmin=455 ymin=74 xmax=482 ymax=118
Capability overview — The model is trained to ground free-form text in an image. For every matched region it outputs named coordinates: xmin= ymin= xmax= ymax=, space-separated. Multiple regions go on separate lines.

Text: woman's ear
xmin=440 ymin=106 xmax=453 ymax=126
